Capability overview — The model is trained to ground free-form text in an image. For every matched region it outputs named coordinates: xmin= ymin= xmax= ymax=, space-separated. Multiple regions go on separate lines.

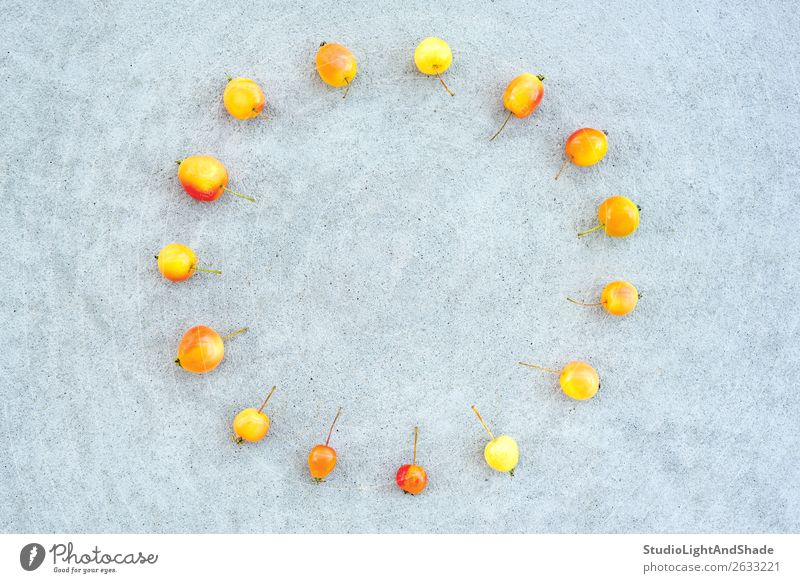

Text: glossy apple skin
xmin=565 ymin=128 xmax=608 ymax=166
xmin=395 ymin=464 xmax=428 ymax=494
xmin=177 ymin=156 xmax=228 ymax=202
xmin=598 ymin=195 xmax=640 ymax=237
xmin=223 ymin=78 xmax=266 ymax=120
xmin=175 ymin=325 xmax=224 ymax=373
xmin=233 ymin=408 xmax=270 ymax=442
xmin=308 ymin=444 xmax=338 ymax=479
xmin=316 ymin=43 xmax=357 ymax=87
xmin=484 ymin=434 xmax=519 ymax=473
xmin=157 ymin=243 xmax=197 ymax=282
xmin=559 ymin=361 xmax=600 ymax=400
xmin=503 ymin=73 xmax=544 ymax=118
xmin=414 ymin=37 xmax=452 ymax=75
xmin=601 ymin=280 xmax=639 ymax=316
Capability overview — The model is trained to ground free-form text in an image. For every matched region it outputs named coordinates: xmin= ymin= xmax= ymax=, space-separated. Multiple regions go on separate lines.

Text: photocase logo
xmin=20 ymin=543 xmax=46 ymax=571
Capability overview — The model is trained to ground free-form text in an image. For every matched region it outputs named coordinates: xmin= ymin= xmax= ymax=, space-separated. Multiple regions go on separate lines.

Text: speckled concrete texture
xmin=1 ymin=0 xmax=798 ymax=533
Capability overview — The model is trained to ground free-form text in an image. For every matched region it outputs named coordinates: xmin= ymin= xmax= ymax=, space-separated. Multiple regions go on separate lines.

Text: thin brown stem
xmin=342 ymin=78 xmax=351 ymax=99
xmin=221 ymin=327 xmax=248 ymax=342
xmin=577 ymin=224 xmax=604 ymax=237
xmin=258 ymin=386 xmax=277 ymax=414
xmin=435 ymin=71 xmax=454 ymax=96
xmin=489 ymin=111 xmax=513 ymax=141
xmin=566 ymin=297 xmax=604 ymax=307
xmin=471 ymin=405 xmax=494 ymax=440
xmin=518 ymin=361 xmax=560 ymax=375
xmin=412 ymin=426 xmax=420 ymax=464
xmin=554 ymin=158 xmax=569 ymax=181
xmin=223 ymin=187 xmax=256 ymax=203
xmin=325 ymin=407 xmax=342 ymax=446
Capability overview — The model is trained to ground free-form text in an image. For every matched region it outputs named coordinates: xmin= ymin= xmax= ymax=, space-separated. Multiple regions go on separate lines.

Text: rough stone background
xmin=1 ymin=0 xmax=798 ymax=533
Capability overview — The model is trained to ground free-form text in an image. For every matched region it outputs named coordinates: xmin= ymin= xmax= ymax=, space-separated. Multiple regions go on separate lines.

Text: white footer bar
xmin=1 ymin=534 xmax=797 ymax=582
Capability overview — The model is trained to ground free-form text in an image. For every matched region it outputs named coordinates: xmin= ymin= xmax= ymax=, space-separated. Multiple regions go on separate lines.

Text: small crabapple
xmin=490 ymin=73 xmax=545 ymax=141
xmin=568 ymin=280 xmax=640 ymax=316
xmin=175 ymin=326 xmax=248 ymax=374
xmin=233 ymin=386 xmax=277 ymax=444
xmin=156 ymin=243 xmax=221 ymax=282
xmin=519 ymin=361 xmax=600 ymax=401
xmin=395 ymin=426 xmax=428 ymax=495
xmin=471 ymin=405 xmax=519 ymax=476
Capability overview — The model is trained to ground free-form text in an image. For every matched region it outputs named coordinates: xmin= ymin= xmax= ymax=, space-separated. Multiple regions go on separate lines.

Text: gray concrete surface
xmin=1 ymin=0 xmax=798 ymax=533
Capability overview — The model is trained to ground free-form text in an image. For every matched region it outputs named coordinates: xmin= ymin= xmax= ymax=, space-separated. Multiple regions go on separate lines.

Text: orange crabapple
xmin=578 ymin=195 xmax=640 ymax=238
xmin=176 ymin=155 xmax=255 ymax=203
xmin=395 ymin=426 xmax=428 ymax=495
xmin=174 ymin=326 xmax=248 ymax=374
xmin=555 ymin=128 xmax=609 ymax=180
xmin=316 ymin=42 xmax=357 ymax=98
xmin=519 ymin=360 xmax=600 ymax=401
xmin=490 ymin=73 xmax=545 ymax=141
xmin=223 ymin=77 xmax=267 ymax=120
xmin=155 ymin=243 xmax=221 ymax=282
xmin=233 ymin=386 xmax=277 ymax=444
xmin=308 ymin=407 xmax=342 ymax=482
xmin=568 ymin=280 xmax=640 ymax=316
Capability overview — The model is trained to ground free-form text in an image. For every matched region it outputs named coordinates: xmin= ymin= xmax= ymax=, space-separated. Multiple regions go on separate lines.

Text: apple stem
xmin=223 ymin=187 xmax=256 ymax=203
xmin=258 ymin=386 xmax=277 ymax=414
xmin=221 ymin=327 xmax=248 ymax=342
xmin=325 ymin=407 xmax=342 ymax=446
xmin=518 ymin=361 xmax=560 ymax=375
xmin=342 ymin=78 xmax=351 ymax=100
xmin=435 ymin=72 xmax=454 ymax=96
xmin=471 ymin=405 xmax=494 ymax=440
xmin=413 ymin=425 xmax=419 ymax=464
xmin=489 ymin=111 xmax=512 ymax=141
xmin=554 ymin=158 xmax=569 ymax=181
xmin=577 ymin=224 xmax=604 ymax=237
xmin=567 ymin=297 xmax=604 ymax=307
xmin=195 ymin=267 xmax=222 ymax=275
